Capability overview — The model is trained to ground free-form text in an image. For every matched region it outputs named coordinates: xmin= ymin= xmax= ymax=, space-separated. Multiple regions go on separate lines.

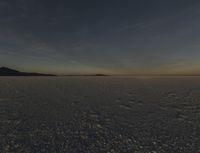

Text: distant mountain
xmin=0 ymin=67 xmax=55 ymax=76
xmin=63 ymin=74 xmax=109 ymax=76
xmin=94 ymin=74 xmax=108 ymax=76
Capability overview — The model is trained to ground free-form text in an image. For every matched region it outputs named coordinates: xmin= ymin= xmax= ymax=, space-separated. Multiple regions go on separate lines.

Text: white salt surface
xmin=0 ymin=76 xmax=200 ymax=152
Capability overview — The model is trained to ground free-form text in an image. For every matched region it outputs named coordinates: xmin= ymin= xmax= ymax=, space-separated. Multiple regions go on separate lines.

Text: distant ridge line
xmin=0 ymin=67 xmax=110 ymax=77
xmin=1 ymin=67 xmax=199 ymax=77
xmin=0 ymin=67 xmax=55 ymax=76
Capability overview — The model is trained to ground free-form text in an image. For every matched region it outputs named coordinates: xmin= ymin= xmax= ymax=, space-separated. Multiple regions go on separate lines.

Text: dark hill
xmin=0 ymin=67 xmax=54 ymax=76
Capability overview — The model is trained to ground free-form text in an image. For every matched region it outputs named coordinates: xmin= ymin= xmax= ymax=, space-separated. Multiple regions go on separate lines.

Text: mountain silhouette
xmin=0 ymin=67 xmax=54 ymax=76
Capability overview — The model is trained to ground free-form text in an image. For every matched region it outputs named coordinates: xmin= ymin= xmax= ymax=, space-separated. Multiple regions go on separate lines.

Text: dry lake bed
xmin=0 ymin=76 xmax=200 ymax=153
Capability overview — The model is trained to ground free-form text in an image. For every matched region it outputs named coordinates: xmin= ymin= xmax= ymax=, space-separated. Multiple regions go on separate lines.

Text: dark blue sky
xmin=0 ymin=0 xmax=200 ymax=75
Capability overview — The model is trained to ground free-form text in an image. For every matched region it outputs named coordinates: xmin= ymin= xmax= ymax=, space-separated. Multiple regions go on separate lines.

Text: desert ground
xmin=0 ymin=76 xmax=200 ymax=153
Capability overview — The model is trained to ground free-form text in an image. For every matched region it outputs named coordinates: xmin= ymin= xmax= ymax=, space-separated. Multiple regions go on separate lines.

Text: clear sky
xmin=0 ymin=0 xmax=200 ymax=75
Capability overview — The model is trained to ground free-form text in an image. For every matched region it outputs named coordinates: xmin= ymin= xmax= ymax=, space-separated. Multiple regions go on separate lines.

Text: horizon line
xmin=1 ymin=66 xmax=200 ymax=77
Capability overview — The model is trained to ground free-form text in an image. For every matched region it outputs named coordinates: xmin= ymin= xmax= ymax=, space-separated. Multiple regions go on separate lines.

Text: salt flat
xmin=0 ymin=77 xmax=200 ymax=153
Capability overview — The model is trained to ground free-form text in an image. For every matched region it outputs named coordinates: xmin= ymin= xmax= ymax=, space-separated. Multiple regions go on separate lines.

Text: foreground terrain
xmin=0 ymin=77 xmax=200 ymax=153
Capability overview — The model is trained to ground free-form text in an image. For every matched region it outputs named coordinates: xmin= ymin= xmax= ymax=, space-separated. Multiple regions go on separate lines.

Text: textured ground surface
xmin=0 ymin=76 xmax=200 ymax=153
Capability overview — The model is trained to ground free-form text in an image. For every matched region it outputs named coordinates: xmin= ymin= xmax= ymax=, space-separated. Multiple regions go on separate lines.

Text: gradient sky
xmin=0 ymin=0 xmax=200 ymax=75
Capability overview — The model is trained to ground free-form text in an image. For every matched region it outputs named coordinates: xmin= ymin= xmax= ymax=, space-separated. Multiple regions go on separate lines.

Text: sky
xmin=0 ymin=0 xmax=200 ymax=75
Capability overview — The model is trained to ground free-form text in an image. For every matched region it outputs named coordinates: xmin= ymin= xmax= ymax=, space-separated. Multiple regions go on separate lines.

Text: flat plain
xmin=0 ymin=76 xmax=200 ymax=153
